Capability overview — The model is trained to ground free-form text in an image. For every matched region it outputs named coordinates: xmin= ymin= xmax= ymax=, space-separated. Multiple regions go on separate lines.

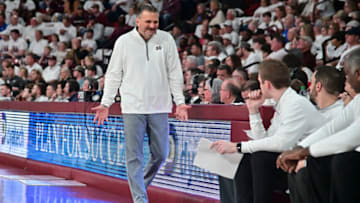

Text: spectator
xmin=85 ymin=14 xmax=104 ymax=41
xmin=241 ymin=79 xmax=260 ymax=99
xmin=336 ymin=26 xmax=360 ymax=69
xmin=225 ymin=55 xmax=242 ymax=71
xmin=62 ymin=54 xmax=76 ymax=71
xmin=125 ymin=6 xmax=137 ymax=27
xmin=223 ymin=20 xmax=239 ymax=46
xmin=46 ymin=83 xmax=58 ymax=101
xmin=237 ymin=42 xmax=262 ymax=75
xmin=42 ymin=55 xmax=61 ymax=84
xmin=71 ymin=6 xmax=88 ymax=32
xmin=55 ymin=81 xmax=67 ymax=102
xmin=55 ymin=41 xmax=68 ymax=63
xmin=18 ymin=83 xmax=33 ymax=102
xmin=296 ymin=36 xmax=316 ymax=71
xmin=73 ymin=65 xmax=85 ymax=88
xmin=0 ymin=13 xmax=7 ymax=34
xmin=208 ymin=0 xmax=225 ymax=27
xmin=29 ymin=69 xmax=45 ymax=84
xmin=25 ymin=53 xmax=43 ymax=74
xmin=67 ymin=37 xmax=89 ymax=65
xmin=171 ymin=24 xmax=184 ymax=48
xmin=29 ymin=30 xmax=49 ymax=57
xmin=159 ymin=0 xmax=181 ymax=29
xmin=222 ymin=34 xmax=235 ymax=55
xmin=63 ymin=79 xmax=79 ymax=102
xmin=86 ymin=65 xmax=97 ymax=78
xmin=8 ymin=29 xmax=27 ymax=59
xmin=81 ymin=29 xmax=97 ymax=53
xmin=24 ymin=17 xmax=40 ymax=43
xmin=6 ymin=15 xmax=24 ymax=34
xmin=56 ymin=15 xmax=76 ymax=43
xmin=204 ymin=77 xmax=223 ymax=104
xmin=206 ymin=41 xmax=226 ymax=61
xmin=38 ymin=46 xmax=52 ymax=68
xmin=216 ymin=64 xmax=232 ymax=81
xmin=89 ymin=4 xmax=107 ymax=25
xmin=232 ymin=67 xmax=248 ymax=87
xmin=4 ymin=62 xmax=24 ymax=90
xmin=267 ymin=33 xmax=287 ymax=60
xmin=59 ymin=67 xmax=72 ymax=83
xmin=49 ymin=34 xmax=60 ymax=52
xmin=190 ymin=43 xmax=205 ymax=67
xmin=18 ymin=67 xmax=28 ymax=83
xmin=83 ymin=55 xmax=103 ymax=77
xmin=0 ymin=30 xmax=10 ymax=58
xmin=32 ymin=82 xmax=48 ymax=102
xmin=0 ymin=83 xmax=12 ymax=101
xmin=220 ymin=78 xmax=244 ymax=104
xmin=183 ymin=55 xmax=197 ymax=70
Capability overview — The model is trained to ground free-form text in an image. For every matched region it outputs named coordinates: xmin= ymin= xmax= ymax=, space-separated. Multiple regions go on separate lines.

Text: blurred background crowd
xmin=0 ymin=0 xmax=358 ymax=104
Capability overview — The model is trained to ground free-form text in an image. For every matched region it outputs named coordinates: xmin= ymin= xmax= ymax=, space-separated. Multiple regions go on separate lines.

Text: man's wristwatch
xmin=236 ymin=142 xmax=242 ymax=153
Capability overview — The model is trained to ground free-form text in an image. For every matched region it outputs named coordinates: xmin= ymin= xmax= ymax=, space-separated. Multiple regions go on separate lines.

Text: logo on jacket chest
xmin=155 ymin=45 xmax=162 ymax=51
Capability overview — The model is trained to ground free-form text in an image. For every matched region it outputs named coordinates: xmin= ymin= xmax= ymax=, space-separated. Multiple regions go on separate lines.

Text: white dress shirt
xmin=242 ymin=88 xmax=325 ymax=153
xmin=101 ymin=28 xmax=185 ymax=113
xmin=300 ymin=94 xmax=360 ymax=157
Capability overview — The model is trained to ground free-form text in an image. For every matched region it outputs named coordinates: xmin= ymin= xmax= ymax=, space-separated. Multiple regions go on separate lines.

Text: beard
xmin=309 ymin=88 xmax=317 ymax=105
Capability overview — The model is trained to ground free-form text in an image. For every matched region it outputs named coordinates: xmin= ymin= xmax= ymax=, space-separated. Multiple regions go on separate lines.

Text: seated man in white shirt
xmin=81 ymin=29 xmax=97 ymax=54
xmin=42 ymin=55 xmax=61 ymax=84
xmin=211 ymin=59 xmax=325 ymax=203
xmin=25 ymin=53 xmax=43 ymax=74
xmin=287 ymin=66 xmax=345 ymax=203
xmin=238 ymin=42 xmax=262 ymax=77
xmin=278 ymin=48 xmax=360 ymax=203
xmin=267 ymin=33 xmax=288 ymax=61
xmin=29 ymin=30 xmax=48 ymax=57
xmin=8 ymin=29 xmax=27 ymax=59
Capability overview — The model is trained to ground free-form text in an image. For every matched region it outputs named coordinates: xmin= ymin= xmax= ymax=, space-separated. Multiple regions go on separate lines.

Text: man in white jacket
xmin=92 ymin=4 xmax=190 ymax=203
xmin=278 ymin=47 xmax=360 ymax=203
xmin=211 ymin=60 xmax=325 ymax=203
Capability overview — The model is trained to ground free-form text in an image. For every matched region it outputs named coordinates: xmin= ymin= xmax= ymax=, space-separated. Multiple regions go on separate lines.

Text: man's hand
xmin=175 ymin=104 xmax=191 ymax=121
xmin=295 ymin=160 xmax=306 ymax=173
xmin=210 ymin=140 xmax=237 ymax=154
xmin=245 ymin=90 xmax=265 ymax=114
xmin=91 ymin=105 xmax=109 ymax=125
xmin=276 ymin=147 xmax=310 ymax=173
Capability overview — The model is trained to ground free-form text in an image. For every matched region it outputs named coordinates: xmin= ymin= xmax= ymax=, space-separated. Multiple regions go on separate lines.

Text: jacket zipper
xmin=145 ymin=42 xmax=149 ymax=61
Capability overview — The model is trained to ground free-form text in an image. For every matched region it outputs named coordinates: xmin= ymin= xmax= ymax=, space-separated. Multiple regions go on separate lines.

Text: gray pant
xmin=122 ymin=113 xmax=169 ymax=203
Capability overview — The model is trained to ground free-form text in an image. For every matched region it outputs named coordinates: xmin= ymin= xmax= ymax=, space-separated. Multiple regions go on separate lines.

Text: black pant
xmin=288 ymin=156 xmax=332 ymax=203
xmin=288 ymin=151 xmax=360 ymax=203
xmin=236 ymin=152 xmax=287 ymax=203
xmin=330 ymin=151 xmax=360 ymax=203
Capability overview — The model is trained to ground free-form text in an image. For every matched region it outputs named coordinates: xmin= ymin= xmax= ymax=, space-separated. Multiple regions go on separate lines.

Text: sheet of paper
xmin=19 ymin=180 xmax=86 ymax=186
xmin=0 ymin=175 xmax=64 ymax=180
xmin=244 ymin=129 xmax=255 ymax=140
xmin=193 ymin=138 xmax=243 ymax=179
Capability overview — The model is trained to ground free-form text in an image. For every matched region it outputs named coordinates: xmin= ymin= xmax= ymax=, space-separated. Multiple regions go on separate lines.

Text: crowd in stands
xmin=0 ymin=0 xmax=357 ymax=106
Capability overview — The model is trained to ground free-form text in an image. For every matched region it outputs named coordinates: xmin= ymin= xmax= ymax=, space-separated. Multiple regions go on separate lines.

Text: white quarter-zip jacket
xmin=101 ymin=28 xmax=185 ymax=114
